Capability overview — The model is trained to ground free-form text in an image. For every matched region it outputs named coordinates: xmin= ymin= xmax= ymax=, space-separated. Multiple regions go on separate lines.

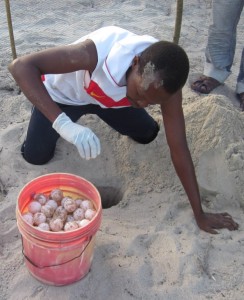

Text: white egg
xmin=28 ymin=201 xmax=42 ymax=214
xmin=22 ymin=212 xmax=34 ymax=225
xmin=50 ymin=188 xmax=63 ymax=203
xmin=33 ymin=212 xmax=47 ymax=226
xmin=49 ymin=218 xmax=64 ymax=232
xmin=41 ymin=204 xmax=55 ymax=218
xmin=73 ymin=208 xmax=85 ymax=221
xmin=75 ymin=199 xmax=83 ymax=208
xmin=37 ymin=223 xmax=50 ymax=231
xmin=61 ymin=197 xmax=66 ymax=207
xmin=64 ymin=221 xmax=79 ymax=232
xmin=85 ymin=209 xmax=96 ymax=221
xmin=53 ymin=206 xmax=67 ymax=222
xmin=77 ymin=219 xmax=90 ymax=228
xmin=81 ymin=199 xmax=94 ymax=211
xmin=66 ymin=215 xmax=75 ymax=222
xmin=46 ymin=199 xmax=58 ymax=210
xmin=63 ymin=197 xmax=76 ymax=213
xmin=34 ymin=193 xmax=47 ymax=205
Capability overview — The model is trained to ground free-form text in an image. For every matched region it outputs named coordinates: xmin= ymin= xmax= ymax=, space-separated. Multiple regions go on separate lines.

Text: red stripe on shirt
xmin=85 ymin=80 xmax=131 ymax=108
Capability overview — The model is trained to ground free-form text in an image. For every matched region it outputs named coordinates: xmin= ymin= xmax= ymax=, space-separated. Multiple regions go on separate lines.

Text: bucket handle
xmin=21 ymin=235 xmax=92 ymax=269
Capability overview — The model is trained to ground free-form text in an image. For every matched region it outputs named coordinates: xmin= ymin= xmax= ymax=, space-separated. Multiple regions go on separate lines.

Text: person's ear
xmin=132 ymin=56 xmax=140 ymax=66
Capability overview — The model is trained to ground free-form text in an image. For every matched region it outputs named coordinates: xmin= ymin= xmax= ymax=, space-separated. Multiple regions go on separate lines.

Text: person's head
xmin=126 ymin=41 xmax=189 ymax=108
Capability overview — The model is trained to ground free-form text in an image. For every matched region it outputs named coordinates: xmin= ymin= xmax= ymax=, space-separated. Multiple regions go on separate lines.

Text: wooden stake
xmin=5 ymin=0 xmax=17 ymax=60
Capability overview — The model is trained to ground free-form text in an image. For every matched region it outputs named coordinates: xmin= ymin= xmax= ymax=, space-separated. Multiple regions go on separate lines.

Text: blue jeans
xmin=203 ymin=0 xmax=244 ymax=93
xmin=21 ymin=104 xmax=159 ymax=165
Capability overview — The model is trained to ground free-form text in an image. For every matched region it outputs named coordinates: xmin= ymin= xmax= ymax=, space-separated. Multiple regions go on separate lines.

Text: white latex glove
xmin=52 ymin=112 xmax=101 ymax=160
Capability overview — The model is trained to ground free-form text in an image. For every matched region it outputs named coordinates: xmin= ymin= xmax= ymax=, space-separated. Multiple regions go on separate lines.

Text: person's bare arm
xmin=8 ymin=39 xmax=98 ymax=122
xmin=161 ymin=90 xmax=239 ymax=233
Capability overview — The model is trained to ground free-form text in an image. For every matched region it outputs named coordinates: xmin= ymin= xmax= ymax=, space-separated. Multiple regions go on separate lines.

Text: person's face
xmin=126 ymin=57 xmax=172 ymax=108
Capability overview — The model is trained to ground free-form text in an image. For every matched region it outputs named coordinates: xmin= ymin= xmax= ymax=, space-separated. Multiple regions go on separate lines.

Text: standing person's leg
xmin=191 ymin=0 xmax=244 ymax=93
xmin=21 ymin=104 xmax=91 ymax=165
xmin=236 ymin=47 xmax=244 ymax=110
xmin=91 ymin=106 xmax=159 ymax=144
xmin=205 ymin=0 xmax=243 ymax=80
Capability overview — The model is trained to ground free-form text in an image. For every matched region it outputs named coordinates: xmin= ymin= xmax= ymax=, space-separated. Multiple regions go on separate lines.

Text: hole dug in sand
xmin=96 ymin=186 xmax=124 ymax=209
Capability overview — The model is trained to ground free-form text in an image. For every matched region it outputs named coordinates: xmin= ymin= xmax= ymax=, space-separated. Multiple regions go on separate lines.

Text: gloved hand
xmin=52 ymin=112 xmax=101 ymax=160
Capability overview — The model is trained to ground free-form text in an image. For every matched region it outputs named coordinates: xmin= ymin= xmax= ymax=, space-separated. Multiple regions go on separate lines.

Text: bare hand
xmin=196 ymin=212 xmax=239 ymax=234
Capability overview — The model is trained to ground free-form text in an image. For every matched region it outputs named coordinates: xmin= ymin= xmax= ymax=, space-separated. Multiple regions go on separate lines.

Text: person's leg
xmin=236 ymin=48 xmax=244 ymax=110
xmin=90 ymin=106 xmax=159 ymax=144
xmin=21 ymin=104 xmax=91 ymax=165
xmin=204 ymin=0 xmax=243 ymax=80
xmin=22 ymin=104 xmax=159 ymax=164
xmin=191 ymin=0 xmax=244 ymax=93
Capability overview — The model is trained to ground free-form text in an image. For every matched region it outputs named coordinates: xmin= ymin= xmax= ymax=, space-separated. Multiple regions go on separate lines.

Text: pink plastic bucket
xmin=16 ymin=173 xmax=102 ymax=286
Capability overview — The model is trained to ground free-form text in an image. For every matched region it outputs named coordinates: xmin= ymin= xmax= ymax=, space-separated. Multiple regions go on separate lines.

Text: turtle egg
xmin=61 ymin=197 xmax=66 ymax=207
xmin=78 ymin=219 xmax=90 ymax=228
xmin=66 ymin=215 xmax=75 ymax=222
xmin=33 ymin=212 xmax=47 ymax=226
xmin=41 ymin=204 xmax=55 ymax=218
xmin=85 ymin=209 xmax=96 ymax=220
xmin=81 ymin=199 xmax=94 ymax=211
xmin=53 ymin=206 xmax=67 ymax=222
xmin=34 ymin=193 xmax=47 ymax=205
xmin=75 ymin=199 xmax=83 ymax=208
xmin=22 ymin=212 xmax=34 ymax=225
xmin=49 ymin=218 xmax=64 ymax=232
xmin=46 ymin=199 xmax=58 ymax=210
xmin=37 ymin=223 xmax=50 ymax=231
xmin=64 ymin=221 xmax=79 ymax=232
xmin=28 ymin=201 xmax=42 ymax=214
xmin=73 ymin=208 xmax=85 ymax=221
xmin=50 ymin=188 xmax=63 ymax=203
xmin=63 ymin=197 xmax=76 ymax=213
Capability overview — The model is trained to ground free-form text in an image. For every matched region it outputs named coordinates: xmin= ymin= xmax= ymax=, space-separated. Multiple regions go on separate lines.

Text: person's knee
xmin=22 ymin=154 xmax=53 ymax=165
xmin=21 ymin=142 xmax=54 ymax=165
xmin=130 ymin=121 xmax=160 ymax=144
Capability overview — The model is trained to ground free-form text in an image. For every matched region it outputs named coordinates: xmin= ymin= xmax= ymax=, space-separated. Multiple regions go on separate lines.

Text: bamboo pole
xmin=5 ymin=0 xmax=17 ymax=60
xmin=173 ymin=0 xmax=183 ymax=44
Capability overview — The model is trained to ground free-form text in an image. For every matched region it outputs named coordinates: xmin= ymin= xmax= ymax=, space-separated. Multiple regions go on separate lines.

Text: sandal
xmin=191 ymin=76 xmax=221 ymax=94
xmin=236 ymin=92 xmax=244 ymax=111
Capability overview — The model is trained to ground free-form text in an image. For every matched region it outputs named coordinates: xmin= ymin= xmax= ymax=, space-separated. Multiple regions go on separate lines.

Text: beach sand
xmin=0 ymin=1 xmax=244 ymax=299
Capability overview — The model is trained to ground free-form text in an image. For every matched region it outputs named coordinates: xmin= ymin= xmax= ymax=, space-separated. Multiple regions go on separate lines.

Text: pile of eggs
xmin=21 ymin=188 xmax=97 ymax=232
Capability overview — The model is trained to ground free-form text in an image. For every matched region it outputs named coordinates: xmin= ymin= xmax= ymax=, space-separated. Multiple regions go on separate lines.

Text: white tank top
xmin=43 ymin=26 xmax=158 ymax=108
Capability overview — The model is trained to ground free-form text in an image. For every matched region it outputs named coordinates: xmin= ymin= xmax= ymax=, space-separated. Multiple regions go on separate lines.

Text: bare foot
xmin=191 ymin=76 xmax=221 ymax=94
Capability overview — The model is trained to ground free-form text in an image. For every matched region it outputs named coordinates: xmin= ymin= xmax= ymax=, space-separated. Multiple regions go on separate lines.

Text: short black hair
xmin=138 ymin=41 xmax=189 ymax=93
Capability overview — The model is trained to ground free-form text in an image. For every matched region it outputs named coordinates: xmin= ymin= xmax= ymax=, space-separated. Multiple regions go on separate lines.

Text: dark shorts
xmin=21 ymin=103 xmax=159 ymax=165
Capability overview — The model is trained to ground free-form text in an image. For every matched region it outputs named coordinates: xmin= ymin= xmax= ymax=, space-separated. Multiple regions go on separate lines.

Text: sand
xmin=0 ymin=0 xmax=244 ymax=299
